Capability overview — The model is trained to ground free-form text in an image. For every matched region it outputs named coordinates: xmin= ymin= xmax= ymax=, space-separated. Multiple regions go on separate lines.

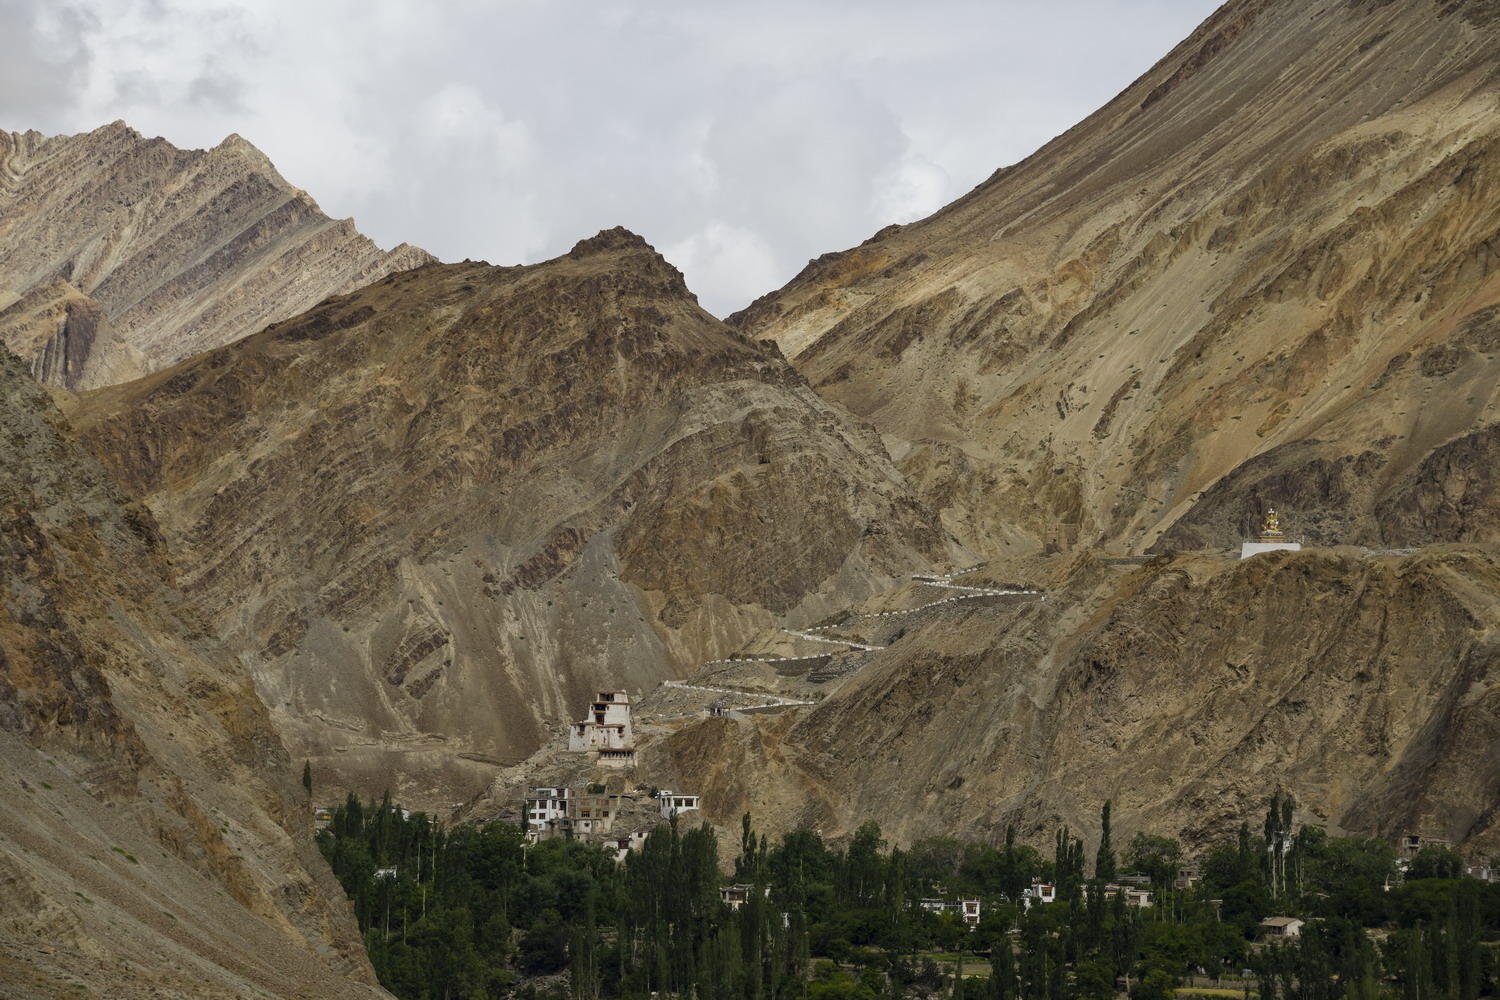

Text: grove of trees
xmin=315 ymin=794 xmax=1500 ymax=1000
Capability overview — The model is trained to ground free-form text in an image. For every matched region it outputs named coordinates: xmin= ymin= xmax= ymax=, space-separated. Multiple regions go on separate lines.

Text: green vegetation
xmin=317 ymin=794 xmax=1500 ymax=1000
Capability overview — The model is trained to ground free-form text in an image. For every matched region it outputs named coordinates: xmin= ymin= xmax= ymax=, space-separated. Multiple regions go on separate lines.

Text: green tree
xmin=1130 ymin=968 xmax=1176 ymax=1000
xmin=1073 ymin=959 xmax=1116 ymax=1000
xmin=989 ymin=937 xmax=1019 ymax=1000
xmin=1125 ymin=833 xmax=1182 ymax=889
xmin=1408 ymin=844 xmax=1465 ymax=880
xmin=1096 ymin=801 xmax=1116 ymax=882
xmin=1261 ymin=792 xmax=1295 ymax=897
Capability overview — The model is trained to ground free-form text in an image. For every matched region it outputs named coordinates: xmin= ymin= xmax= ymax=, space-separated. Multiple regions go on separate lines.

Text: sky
xmin=3 ymin=0 xmax=1222 ymax=316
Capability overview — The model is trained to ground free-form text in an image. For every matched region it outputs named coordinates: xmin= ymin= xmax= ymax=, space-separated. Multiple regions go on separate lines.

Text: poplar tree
xmin=1095 ymin=801 xmax=1116 ymax=882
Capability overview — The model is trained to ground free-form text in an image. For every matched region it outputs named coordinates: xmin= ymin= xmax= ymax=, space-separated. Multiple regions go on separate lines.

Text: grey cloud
xmin=0 ymin=3 xmax=94 ymax=122
xmin=7 ymin=0 xmax=1223 ymax=315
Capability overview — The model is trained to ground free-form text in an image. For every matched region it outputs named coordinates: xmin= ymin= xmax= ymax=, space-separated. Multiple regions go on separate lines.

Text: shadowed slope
xmin=0 ymin=346 xmax=384 ymax=1000
xmin=647 ymin=546 xmax=1500 ymax=857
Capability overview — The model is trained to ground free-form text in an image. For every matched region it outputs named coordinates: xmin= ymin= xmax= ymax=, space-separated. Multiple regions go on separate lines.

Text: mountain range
xmin=0 ymin=121 xmax=430 ymax=389
xmin=65 ymin=229 xmax=950 ymax=810
xmin=2 ymin=0 xmax=1498 ymax=995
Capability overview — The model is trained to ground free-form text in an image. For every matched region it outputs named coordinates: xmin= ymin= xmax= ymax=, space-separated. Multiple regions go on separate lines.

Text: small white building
xmin=918 ymin=898 xmax=982 ymax=927
xmin=1259 ymin=916 xmax=1304 ymax=938
xmin=524 ymin=786 xmax=573 ymax=833
xmin=720 ymin=884 xmax=769 ymax=911
xmin=658 ymin=790 xmax=701 ymax=819
xmin=610 ymin=831 xmax=649 ymax=863
xmin=1084 ymin=883 xmax=1154 ymax=908
xmin=1022 ymin=882 xmax=1057 ymax=909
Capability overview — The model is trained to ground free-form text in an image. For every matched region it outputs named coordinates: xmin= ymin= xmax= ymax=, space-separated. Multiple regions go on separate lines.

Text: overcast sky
xmin=5 ymin=0 xmax=1221 ymax=316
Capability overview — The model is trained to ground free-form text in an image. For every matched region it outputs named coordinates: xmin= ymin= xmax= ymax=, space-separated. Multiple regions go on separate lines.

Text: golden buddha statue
xmin=1260 ymin=508 xmax=1283 ymax=539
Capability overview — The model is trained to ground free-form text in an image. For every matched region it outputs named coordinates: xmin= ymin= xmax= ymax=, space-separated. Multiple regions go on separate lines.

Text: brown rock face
xmin=630 ymin=0 xmax=1500 ymax=859
xmin=731 ymin=0 xmax=1500 ymax=559
xmin=0 ymin=347 xmax=382 ymax=1000
xmin=0 ymin=121 xmax=431 ymax=389
xmin=68 ymin=230 xmax=952 ymax=809
xmin=648 ymin=547 xmax=1500 ymax=857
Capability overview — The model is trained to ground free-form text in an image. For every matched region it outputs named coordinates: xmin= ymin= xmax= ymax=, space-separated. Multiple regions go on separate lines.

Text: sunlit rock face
xmin=624 ymin=0 xmax=1500 ymax=857
xmin=732 ymin=0 xmax=1500 ymax=561
xmin=0 ymin=121 xmax=431 ymax=389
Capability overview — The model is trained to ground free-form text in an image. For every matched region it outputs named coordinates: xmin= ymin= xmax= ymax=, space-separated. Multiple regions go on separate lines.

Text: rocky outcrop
xmin=0 ymin=121 xmax=431 ymax=388
xmin=68 ymin=229 xmax=953 ymax=810
xmin=0 ymin=346 xmax=383 ymax=999
xmin=731 ymin=0 xmax=1500 ymax=561
xmin=645 ymin=546 xmax=1500 ymax=857
xmin=0 ymin=279 xmax=147 ymax=389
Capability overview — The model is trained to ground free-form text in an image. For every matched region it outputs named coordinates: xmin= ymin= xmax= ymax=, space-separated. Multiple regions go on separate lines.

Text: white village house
xmin=720 ymin=884 xmax=771 ymax=911
xmin=1259 ymin=916 xmax=1304 ymax=938
xmin=658 ymin=790 xmax=701 ymax=819
xmin=524 ymin=786 xmax=572 ymax=831
xmin=1022 ymin=882 xmax=1057 ymax=909
xmin=919 ymin=898 xmax=982 ymax=927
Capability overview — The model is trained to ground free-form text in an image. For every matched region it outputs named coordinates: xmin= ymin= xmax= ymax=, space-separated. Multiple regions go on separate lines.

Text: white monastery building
xmin=568 ymin=690 xmax=636 ymax=766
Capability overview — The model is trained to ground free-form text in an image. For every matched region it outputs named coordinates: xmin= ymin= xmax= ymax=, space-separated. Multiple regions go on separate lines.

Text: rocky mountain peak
xmin=568 ymin=225 xmax=655 ymax=257
xmin=566 ymin=225 xmax=694 ymax=298
xmin=0 ymin=123 xmax=434 ymax=389
xmin=733 ymin=0 xmax=1500 ymax=559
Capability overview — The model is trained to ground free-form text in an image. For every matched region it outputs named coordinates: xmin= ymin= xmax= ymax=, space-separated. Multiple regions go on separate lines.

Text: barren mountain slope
xmin=642 ymin=546 xmax=1500 ymax=857
xmin=0 ymin=121 xmax=431 ymax=389
xmin=0 ymin=347 xmax=384 ymax=1000
xmin=68 ymin=229 xmax=951 ymax=810
xmin=731 ymin=0 xmax=1500 ymax=558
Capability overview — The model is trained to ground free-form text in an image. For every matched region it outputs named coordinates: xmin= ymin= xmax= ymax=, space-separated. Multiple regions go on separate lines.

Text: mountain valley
xmin=3 ymin=0 xmax=1500 ymax=994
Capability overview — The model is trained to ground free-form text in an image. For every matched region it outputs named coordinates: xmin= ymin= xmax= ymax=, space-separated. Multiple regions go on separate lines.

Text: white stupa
xmin=1240 ymin=508 xmax=1302 ymax=560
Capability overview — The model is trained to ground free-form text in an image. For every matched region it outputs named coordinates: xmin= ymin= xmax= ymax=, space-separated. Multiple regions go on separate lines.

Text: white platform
xmin=1240 ymin=541 xmax=1302 ymax=560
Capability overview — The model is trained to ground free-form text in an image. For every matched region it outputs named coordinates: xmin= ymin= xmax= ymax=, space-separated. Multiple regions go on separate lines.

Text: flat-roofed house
xmin=1023 ymin=883 xmax=1057 ymax=909
xmin=1259 ymin=916 xmax=1304 ymax=938
xmin=658 ymin=790 xmax=701 ymax=818
xmin=721 ymin=884 xmax=767 ymax=910
xmin=524 ymin=786 xmax=572 ymax=834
